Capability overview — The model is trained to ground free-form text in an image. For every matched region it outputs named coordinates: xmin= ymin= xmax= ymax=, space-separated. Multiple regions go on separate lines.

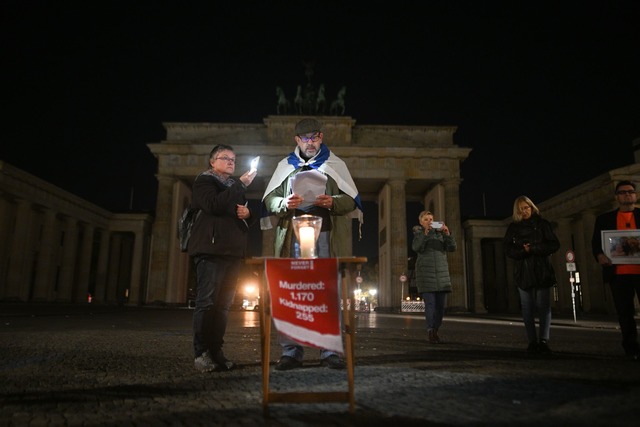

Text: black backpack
xmin=178 ymin=207 xmax=201 ymax=252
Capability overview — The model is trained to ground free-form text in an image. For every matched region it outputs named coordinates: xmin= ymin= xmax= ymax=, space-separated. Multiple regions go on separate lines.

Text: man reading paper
xmin=261 ymin=118 xmax=363 ymax=370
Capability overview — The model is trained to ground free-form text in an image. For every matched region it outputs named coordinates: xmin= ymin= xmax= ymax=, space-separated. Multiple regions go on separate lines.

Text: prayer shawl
xmin=261 ymin=144 xmax=363 ymax=230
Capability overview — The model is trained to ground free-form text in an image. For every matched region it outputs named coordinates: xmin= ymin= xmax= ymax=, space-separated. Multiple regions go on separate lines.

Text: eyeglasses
xmin=215 ymin=156 xmax=236 ymax=163
xmin=616 ymin=190 xmax=636 ymax=195
xmin=298 ymin=133 xmax=321 ymax=143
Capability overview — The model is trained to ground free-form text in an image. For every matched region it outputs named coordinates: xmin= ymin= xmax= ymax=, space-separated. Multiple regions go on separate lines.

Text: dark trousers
xmin=192 ymin=256 xmax=241 ymax=358
xmin=609 ymin=274 xmax=640 ymax=355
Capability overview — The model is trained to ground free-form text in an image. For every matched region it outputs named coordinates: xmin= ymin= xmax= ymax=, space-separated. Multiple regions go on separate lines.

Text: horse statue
xmin=294 ymin=85 xmax=304 ymax=114
xmin=329 ymin=86 xmax=346 ymax=115
xmin=276 ymin=86 xmax=290 ymax=115
xmin=315 ymin=84 xmax=326 ymax=114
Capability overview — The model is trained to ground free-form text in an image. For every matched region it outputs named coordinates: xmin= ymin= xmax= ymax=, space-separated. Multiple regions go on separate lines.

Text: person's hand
xmin=236 ymin=204 xmax=250 ymax=220
xmin=412 ymin=225 xmax=423 ymax=233
xmin=314 ymin=195 xmax=333 ymax=210
xmin=597 ymin=253 xmax=612 ymax=266
xmin=440 ymin=223 xmax=450 ymax=235
xmin=239 ymin=169 xmax=257 ymax=187
xmin=285 ymin=193 xmax=304 ymax=210
xmin=523 ymin=242 xmax=531 ymax=252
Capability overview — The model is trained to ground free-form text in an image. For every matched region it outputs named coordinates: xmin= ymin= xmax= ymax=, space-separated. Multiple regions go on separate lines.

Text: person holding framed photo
xmin=591 ymin=180 xmax=640 ymax=361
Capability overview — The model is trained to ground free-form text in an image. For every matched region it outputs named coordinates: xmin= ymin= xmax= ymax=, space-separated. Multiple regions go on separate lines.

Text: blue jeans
xmin=518 ymin=287 xmax=551 ymax=343
xmin=192 ymin=256 xmax=241 ymax=358
xmin=422 ymin=291 xmax=447 ymax=331
xmin=280 ymin=231 xmax=337 ymax=361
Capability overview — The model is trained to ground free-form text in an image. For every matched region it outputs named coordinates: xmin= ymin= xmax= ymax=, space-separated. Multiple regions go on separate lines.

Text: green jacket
xmin=263 ymin=170 xmax=356 ymax=257
xmin=411 ymin=227 xmax=457 ymax=293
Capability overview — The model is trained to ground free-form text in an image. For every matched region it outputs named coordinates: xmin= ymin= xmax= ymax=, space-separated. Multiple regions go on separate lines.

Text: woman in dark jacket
xmin=412 ymin=210 xmax=457 ymax=343
xmin=188 ymin=144 xmax=257 ymax=373
xmin=503 ymin=195 xmax=560 ymax=354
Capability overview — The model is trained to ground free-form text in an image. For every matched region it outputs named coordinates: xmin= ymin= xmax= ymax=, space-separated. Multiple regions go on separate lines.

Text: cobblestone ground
xmin=0 ymin=305 xmax=638 ymax=426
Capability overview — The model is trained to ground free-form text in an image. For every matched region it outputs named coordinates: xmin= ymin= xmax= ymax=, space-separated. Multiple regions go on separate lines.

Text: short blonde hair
xmin=511 ymin=195 xmax=540 ymax=222
xmin=418 ymin=210 xmax=433 ymax=221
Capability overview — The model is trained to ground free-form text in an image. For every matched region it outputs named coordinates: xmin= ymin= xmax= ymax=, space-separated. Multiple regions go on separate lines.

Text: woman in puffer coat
xmin=503 ymin=195 xmax=560 ymax=355
xmin=412 ymin=210 xmax=457 ymax=343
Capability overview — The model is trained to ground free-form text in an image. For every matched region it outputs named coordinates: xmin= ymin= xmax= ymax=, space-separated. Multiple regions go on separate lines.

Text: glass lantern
xmin=292 ymin=215 xmax=323 ymax=258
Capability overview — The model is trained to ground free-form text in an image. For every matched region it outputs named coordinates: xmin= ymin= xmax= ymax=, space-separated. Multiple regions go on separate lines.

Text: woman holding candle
xmin=411 ymin=210 xmax=457 ymax=344
xmin=261 ymin=118 xmax=362 ymax=370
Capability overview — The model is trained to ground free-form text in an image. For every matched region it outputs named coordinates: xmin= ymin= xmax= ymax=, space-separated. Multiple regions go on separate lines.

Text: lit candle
xmin=299 ymin=226 xmax=315 ymax=258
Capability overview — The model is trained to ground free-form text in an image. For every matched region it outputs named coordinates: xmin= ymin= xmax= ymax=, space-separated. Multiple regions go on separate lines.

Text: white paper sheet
xmin=290 ymin=170 xmax=327 ymax=209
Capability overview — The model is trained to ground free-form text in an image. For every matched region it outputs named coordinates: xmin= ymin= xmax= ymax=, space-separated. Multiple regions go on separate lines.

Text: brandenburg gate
xmin=146 ymin=116 xmax=471 ymax=312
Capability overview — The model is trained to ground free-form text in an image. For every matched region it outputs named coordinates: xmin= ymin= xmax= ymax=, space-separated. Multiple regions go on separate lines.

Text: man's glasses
xmin=616 ymin=190 xmax=636 ymax=195
xmin=215 ymin=156 xmax=236 ymax=163
xmin=298 ymin=133 xmax=321 ymax=143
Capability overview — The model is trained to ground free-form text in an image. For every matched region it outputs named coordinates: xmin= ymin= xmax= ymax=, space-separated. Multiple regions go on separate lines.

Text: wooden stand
xmin=245 ymin=257 xmax=367 ymax=416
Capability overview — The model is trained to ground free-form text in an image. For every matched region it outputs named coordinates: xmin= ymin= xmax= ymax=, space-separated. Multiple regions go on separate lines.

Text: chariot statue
xmin=275 ymin=62 xmax=346 ymax=116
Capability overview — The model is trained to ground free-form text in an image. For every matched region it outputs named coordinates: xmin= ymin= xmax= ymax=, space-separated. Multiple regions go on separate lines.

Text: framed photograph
xmin=602 ymin=230 xmax=640 ymax=264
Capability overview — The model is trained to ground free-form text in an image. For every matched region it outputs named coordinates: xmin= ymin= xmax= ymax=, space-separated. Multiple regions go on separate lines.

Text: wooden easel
xmin=245 ymin=257 xmax=367 ymax=416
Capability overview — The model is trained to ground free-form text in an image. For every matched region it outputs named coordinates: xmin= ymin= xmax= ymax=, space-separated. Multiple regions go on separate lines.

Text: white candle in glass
xmin=299 ymin=226 xmax=315 ymax=258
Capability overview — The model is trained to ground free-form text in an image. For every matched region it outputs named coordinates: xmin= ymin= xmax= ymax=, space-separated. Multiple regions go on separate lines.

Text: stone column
xmin=93 ymin=228 xmax=110 ymax=303
xmin=74 ymin=223 xmax=94 ymax=303
xmin=0 ymin=195 xmax=10 ymax=299
xmin=442 ymin=179 xmax=467 ymax=311
xmin=165 ymin=179 xmax=191 ymax=305
xmin=494 ymin=239 xmax=514 ymax=312
xmin=6 ymin=199 xmax=33 ymax=301
xmin=127 ymin=227 xmax=145 ymax=305
xmin=468 ymin=234 xmax=487 ymax=313
xmin=147 ymin=175 xmax=174 ymax=303
xmin=388 ymin=179 xmax=407 ymax=310
xmin=32 ymin=208 xmax=59 ymax=302
xmin=106 ymin=234 xmax=122 ymax=304
xmin=57 ymin=216 xmax=79 ymax=302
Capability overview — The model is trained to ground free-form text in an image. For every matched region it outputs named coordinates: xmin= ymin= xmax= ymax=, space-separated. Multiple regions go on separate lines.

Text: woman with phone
xmin=411 ymin=210 xmax=457 ymax=344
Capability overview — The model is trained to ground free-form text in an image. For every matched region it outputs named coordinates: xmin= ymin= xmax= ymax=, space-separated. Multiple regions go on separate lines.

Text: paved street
xmin=1 ymin=303 xmax=638 ymax=426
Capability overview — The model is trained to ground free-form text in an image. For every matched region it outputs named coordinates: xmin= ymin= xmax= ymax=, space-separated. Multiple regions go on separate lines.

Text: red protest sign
xmin=265 ymin=258 xmax=343 ymax=354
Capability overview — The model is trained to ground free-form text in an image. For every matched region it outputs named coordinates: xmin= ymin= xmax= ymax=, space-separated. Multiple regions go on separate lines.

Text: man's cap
xmin=295 ymin=118 xmax=322 ymax=135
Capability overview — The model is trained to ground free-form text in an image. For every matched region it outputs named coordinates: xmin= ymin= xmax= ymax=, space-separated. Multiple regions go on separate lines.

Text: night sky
xmin=3 ymin=2 xmax=639 ymax=224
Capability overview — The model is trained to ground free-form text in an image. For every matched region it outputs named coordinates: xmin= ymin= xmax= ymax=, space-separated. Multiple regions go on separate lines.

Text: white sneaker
xmin=194 ymin=351 xmax=216 ymax=373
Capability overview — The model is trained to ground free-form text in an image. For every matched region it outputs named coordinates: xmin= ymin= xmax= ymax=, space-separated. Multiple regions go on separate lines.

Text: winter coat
xmin=503 ymin=214 xmax=560 ymax=290
xmin=187 ymin=172 xmax=257 ymax=258
xmin=263 ymin=170 xmax=356 ymax=258
xmin=411 ymin=227 xmax=457 ymax=293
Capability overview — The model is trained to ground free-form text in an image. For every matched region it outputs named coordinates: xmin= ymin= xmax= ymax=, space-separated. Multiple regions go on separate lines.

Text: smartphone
xmin=250 ymin=156 xmax=260 ymax=172
xmin=431 ymin=221 xmax=443 ymax=229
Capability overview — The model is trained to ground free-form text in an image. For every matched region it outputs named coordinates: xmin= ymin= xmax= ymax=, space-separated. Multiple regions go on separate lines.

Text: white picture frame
xmin=601 ymin=230 xmax=640 ymax=264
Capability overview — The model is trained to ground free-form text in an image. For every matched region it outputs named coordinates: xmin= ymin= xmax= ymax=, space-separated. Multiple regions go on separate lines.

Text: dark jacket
xmin=503 ymin=214 xmax=560 ymax=290
xmin=411 ymin=227 xmax=457 ymax=293
xmin=591 ymin=207 xmax=640 ymax=283
xmin=187 ymin=172 xmax=257 ymax=258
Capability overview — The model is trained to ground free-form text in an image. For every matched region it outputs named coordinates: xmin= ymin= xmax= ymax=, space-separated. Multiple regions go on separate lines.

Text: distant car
xmin=242 ymin=299 xmax=259 ymax=311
